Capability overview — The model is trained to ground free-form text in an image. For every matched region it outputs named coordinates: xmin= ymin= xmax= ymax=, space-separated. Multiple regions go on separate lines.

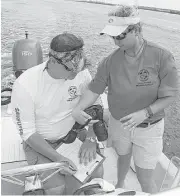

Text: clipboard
xmin=56 ymin=138 xmax=105 ymax=184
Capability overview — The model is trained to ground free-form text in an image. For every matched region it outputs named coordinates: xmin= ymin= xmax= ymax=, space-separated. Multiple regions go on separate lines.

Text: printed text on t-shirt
xmin=15 ymin=108 xmax=23 ymax=135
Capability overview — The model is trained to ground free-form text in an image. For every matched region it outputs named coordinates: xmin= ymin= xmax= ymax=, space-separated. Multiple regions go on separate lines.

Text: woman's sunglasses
xmin=112 ymin=32 xmax=127 ymax=41
xmin=111 ymin=28 xmax=133 ymax=41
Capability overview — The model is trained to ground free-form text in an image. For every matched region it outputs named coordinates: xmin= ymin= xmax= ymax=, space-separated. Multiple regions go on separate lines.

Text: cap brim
xmin=100 ymin=25 xmax=128 ymax=36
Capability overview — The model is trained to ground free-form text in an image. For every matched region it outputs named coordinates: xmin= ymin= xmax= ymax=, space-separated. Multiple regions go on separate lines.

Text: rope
xmin=41 ymin=167 xmax=64 ymax=183
xmin=1 ymin=177 xmax=24 ymax=186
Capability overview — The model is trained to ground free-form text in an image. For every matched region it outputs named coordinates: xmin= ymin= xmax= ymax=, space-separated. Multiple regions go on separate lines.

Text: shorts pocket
xmin=136 ymin=119 xmax=164 ymax=138
xmin=154 ymin=119 xmax=164 ymax=137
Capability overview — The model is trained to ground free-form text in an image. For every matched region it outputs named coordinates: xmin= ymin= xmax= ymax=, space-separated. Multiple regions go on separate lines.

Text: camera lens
xmin=93 ymin=121 xmax=108 ymax=141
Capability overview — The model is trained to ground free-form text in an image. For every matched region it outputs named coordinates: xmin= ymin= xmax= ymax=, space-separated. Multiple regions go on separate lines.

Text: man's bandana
xmin=49 ymin=48 xmax=84 ymax=73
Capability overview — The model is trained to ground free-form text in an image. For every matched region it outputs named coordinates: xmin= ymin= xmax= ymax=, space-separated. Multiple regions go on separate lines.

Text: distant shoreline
xmin=75 ymin=0 xmax=180 ymax=15
xmin=139 ymin=6 xmax=180 ymax=15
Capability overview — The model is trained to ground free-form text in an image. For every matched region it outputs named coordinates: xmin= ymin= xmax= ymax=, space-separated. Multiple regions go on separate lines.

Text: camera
xmin=72 ymin=105 xmax=108 ymax=141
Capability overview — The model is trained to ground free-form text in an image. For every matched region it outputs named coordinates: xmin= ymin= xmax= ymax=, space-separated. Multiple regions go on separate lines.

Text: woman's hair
xmin=108 ymin=5 xmax=143 ymax=33
xmin=108 ymin=5 xmax=136 ymax=17
xmin=128 ymin=23 xmax=142 ymax=34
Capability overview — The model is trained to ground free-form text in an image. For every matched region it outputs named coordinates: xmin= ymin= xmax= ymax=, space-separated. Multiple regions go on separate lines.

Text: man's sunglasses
xmin=53 ymin=56 xmax=74 ymax=72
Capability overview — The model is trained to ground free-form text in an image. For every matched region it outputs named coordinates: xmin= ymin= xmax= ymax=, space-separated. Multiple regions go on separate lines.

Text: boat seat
xmin=1 ymin=105 xmax=26 ymax=164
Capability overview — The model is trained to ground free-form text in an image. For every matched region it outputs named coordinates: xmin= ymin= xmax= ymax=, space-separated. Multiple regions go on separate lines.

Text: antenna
xmin=25 ymin=31 xmax=28 ymax=39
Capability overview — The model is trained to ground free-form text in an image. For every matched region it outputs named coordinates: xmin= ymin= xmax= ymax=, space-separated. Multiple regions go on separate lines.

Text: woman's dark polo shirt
xmin=89 ymin=40 xmax=178 ymax=122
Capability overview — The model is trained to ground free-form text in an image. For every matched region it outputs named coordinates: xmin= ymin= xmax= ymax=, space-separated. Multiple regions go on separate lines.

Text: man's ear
xmin=49 ymin=56 xmax=56 ymax=64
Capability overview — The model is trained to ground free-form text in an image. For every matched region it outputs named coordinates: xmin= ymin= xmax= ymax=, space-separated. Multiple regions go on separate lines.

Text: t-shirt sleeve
xmin=11 ymin=80 xmax=36 ymax=141
xmin=80 ymin=69 xmax=92 ymax=95
xmin=80 ymin=69 xmax=103 ymax=106
xmin=158 ymin=52 xmax=179 ymax=98
xmin=89 ymin=58 xmax=109 ymax=94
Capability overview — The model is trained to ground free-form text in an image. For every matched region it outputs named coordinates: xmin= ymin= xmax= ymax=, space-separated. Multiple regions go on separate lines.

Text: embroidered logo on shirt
xmin=136 ymin=69 xmax=154 ymax=86
xmin=139 ymin=69 xmax=149 ymax=81
xmin=67 ymin=86 xmax=78 ymax=101
xmin=15 ymin=108 xmax=23 ymax=135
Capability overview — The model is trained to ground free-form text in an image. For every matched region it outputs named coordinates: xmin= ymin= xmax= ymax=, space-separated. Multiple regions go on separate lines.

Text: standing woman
xmin=72 ymin=5 xmax=179 ymax=193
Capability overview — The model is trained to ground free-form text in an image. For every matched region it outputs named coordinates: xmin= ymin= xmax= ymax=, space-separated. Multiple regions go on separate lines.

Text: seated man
xmin=11 ymin=33 xmax=104 ymax=195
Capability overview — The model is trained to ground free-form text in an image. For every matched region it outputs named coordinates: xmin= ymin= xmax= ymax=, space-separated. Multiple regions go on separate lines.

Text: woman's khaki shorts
xmin=107 ymin=115 xmax=164 ymax=170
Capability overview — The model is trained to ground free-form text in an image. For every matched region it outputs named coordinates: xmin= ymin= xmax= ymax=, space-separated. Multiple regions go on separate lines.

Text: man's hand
xmin=120 ymin=109 xmax=147 ymax=131
xmin=56 ymin=155 xmax=77 ymax=175
xmin=78 ymin=139 xmax=97 ymax=166
xmin=72 ymin=107 xmax=99 ymax=125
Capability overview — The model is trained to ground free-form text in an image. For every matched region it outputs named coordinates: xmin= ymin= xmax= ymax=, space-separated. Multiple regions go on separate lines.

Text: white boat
xmin=1 ymin=95 xmax=180 ymax=195
xmin=1 ymin=32 xmax=179 ymax=195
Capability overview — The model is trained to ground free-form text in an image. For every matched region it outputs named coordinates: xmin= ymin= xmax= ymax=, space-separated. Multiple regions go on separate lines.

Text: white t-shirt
xmin=11 ymin=61 xmax=92 ymax=141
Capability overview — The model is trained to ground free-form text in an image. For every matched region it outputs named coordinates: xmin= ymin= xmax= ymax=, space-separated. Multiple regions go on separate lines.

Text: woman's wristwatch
xmin=145 ymin=106 xmax=153 ymax=118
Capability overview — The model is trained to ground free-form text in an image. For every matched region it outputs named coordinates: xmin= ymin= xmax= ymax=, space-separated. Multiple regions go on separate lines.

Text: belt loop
xmin=148 ymin=122 xmax=150 ymax=127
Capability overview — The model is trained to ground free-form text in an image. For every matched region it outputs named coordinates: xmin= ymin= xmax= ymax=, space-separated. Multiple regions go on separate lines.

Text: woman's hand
xmin=120 ymin=109 xmax=147 ymax=131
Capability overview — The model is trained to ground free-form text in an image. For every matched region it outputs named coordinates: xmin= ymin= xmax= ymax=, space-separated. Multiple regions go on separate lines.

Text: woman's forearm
xmin=77 ymin=89 xmax=100 ymax=110
xmin=26 ymin=133 xmax=62 ymax=162
xmin=150 ymin=96 xmax=176 ymax=115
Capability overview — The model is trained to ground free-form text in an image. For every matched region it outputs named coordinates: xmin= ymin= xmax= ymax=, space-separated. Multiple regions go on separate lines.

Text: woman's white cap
xmin=100 ymin=5 xmax=140 ymax=36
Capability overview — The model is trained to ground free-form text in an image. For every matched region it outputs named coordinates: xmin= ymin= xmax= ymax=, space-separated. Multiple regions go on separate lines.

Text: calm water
xmin=1 ymin=0 xmax=180 ymax=82
xmin=1 ymin=0 xmax=61 ymax=70
xmin=2 ymin=0 xmax=180 ymax=70
xmin=1 ymin=0 xmax=112 ymax=72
